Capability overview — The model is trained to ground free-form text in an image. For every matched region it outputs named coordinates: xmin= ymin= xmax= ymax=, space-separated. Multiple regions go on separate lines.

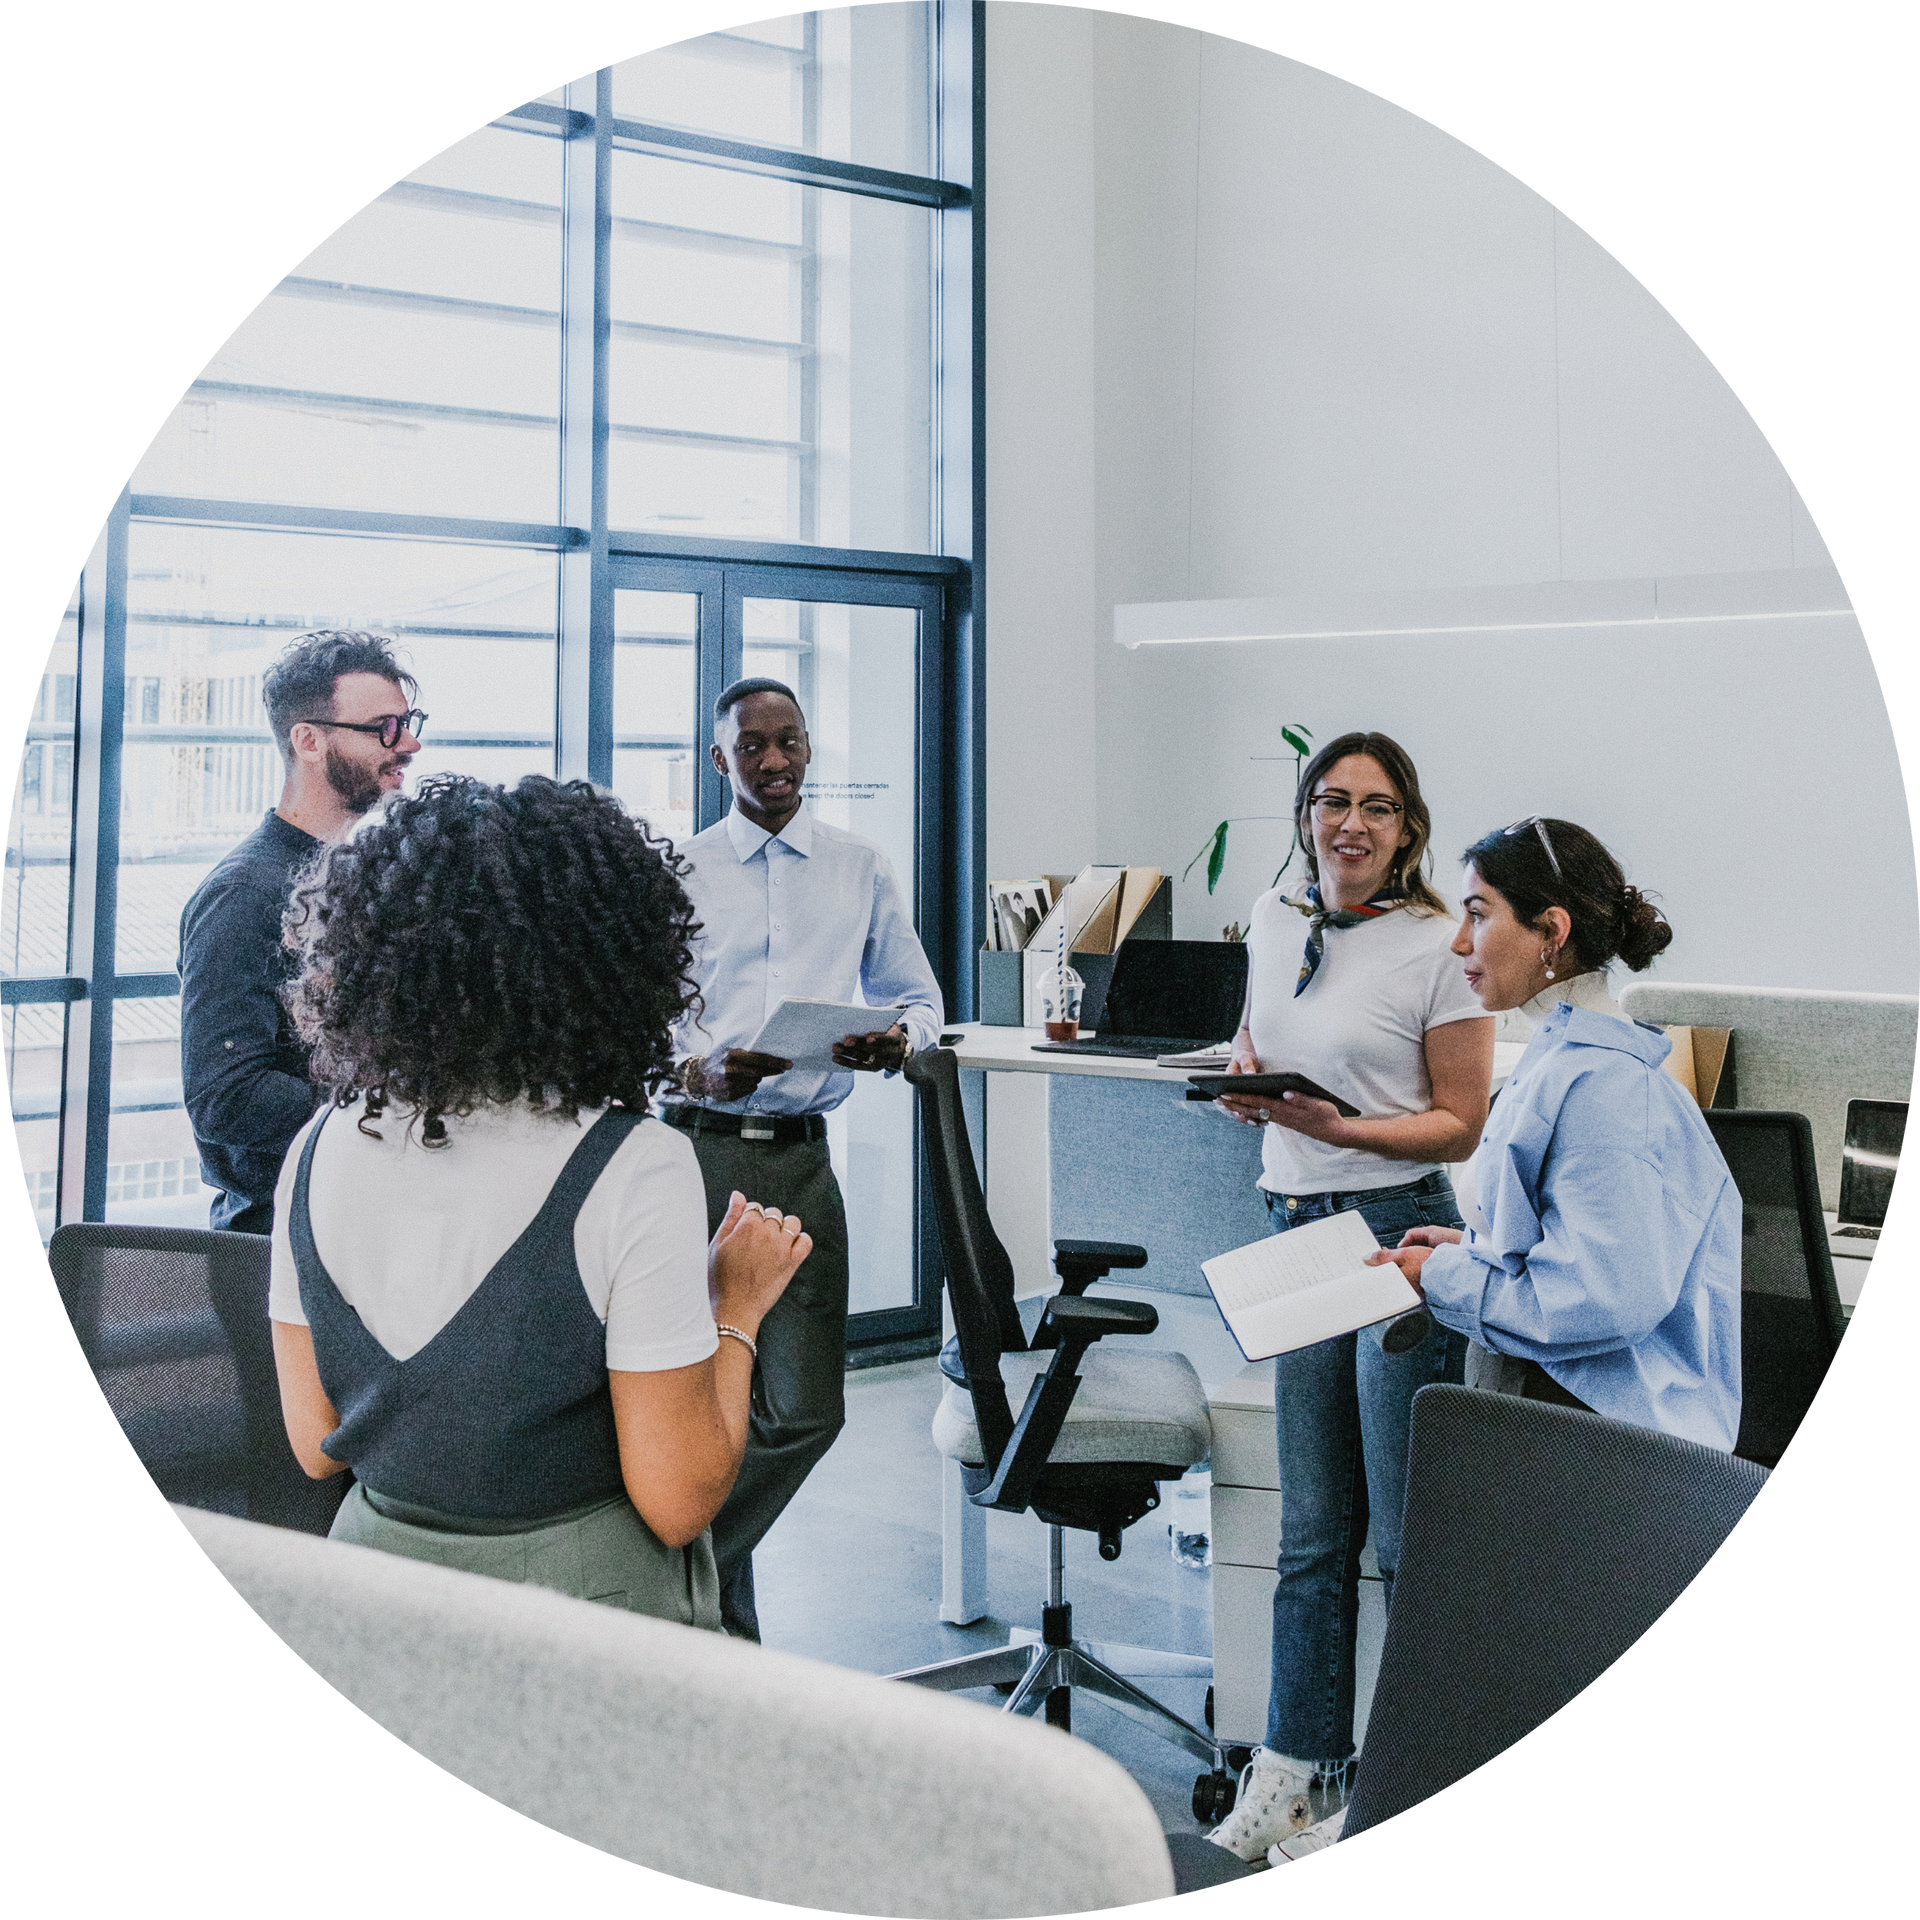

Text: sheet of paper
xmin=1201 ymin=1210 xmax=1421 ymax=1360
xmin=747 ymin=999 xmax=906 ymax=1072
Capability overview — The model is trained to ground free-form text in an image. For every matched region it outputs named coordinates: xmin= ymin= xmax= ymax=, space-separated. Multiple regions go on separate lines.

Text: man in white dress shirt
xmin=665 ymin=676 xmax=944 ymax=1639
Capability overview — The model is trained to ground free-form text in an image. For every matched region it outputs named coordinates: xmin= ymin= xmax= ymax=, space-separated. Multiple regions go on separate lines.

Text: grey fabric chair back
xmin=905 ymin=1046 xmax=1027 ymax=1470
xmin=1702 ymin=1109 xmax=1847 ymax=1467
xmin=49 ymin=1223 xmax=347 ymax=1533
xmin=1342 ymin=1386 xmax=1767 ymax=1841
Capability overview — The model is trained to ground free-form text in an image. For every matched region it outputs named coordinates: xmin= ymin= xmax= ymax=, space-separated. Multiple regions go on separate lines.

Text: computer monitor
xmin=1098 ymin=939 xmax=1249 ymax=1043
xmin=1837 ymin=1098 xmax=1906 ymax=1230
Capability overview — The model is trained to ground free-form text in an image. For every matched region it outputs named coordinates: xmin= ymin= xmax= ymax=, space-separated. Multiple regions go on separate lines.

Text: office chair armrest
xmin=1030 ymin=1240 xmax=1151 ymax=1348
xmin=1051 ymin=1238 xmax=1149 ymax=1293
xmin=1040 ymin=1294 xmax=1158 ymax=1340
xmin=975 ymin=1297 xmax=1161 ymax=1513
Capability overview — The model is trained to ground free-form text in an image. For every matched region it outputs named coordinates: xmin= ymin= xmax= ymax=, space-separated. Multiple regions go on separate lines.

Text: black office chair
xmin=1341 ymin=1385 xmax=1769 ymax=1841
xmin=888 ymin=1047 xmax=1236 ymax=1812
xmin=49 ymin=1222 xmax=349 ymax=1534
xmin=1702 ymin=1110 xmax=1848 ymax=1468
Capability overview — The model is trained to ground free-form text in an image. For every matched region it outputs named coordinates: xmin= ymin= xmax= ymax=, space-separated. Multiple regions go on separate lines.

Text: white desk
xmin=945 ymin=1022 xmax=1529 ymax=1085
xmin=1821 ymin=1213 xmax=1873 ymax=1315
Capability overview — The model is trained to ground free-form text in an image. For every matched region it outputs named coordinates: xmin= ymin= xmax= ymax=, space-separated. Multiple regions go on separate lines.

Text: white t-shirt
xmin=268 ymin=1097 xmax=717 ymax=1374
xmin=1243 ymin=887 xmax=1490 ymax=1195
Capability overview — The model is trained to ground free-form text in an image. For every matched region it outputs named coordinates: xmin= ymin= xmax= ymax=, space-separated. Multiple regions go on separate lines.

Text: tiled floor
xmin=746 ymin=1344 xmax=1385 ymax=1838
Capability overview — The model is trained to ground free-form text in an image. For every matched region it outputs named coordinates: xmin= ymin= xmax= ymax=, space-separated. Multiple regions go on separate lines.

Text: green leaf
xmin=1182 ymin=820 xmax=1229 ymax=886
xmin=1280 ymin=724 xmax=1312 ymax=756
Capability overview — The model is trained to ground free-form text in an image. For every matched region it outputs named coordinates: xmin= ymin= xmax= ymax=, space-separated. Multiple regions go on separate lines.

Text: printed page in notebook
xmin=1201 ymin=1208 xmax=1422 ymax=1360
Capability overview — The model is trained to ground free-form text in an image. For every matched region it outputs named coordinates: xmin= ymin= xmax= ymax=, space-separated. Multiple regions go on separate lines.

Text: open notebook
xmin=1201 ymin=1209 xmax=1423 ymax=1361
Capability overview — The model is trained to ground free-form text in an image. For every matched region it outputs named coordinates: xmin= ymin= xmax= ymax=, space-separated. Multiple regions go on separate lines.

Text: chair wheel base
xmin=1192 ymin=1768 xmax=1237 ymax=1824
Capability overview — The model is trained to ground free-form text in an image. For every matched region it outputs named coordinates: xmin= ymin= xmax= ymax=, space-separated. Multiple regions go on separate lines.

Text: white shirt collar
xmin=1518 ymin=967 xmax=1631 ymax=1025
xmin=723 ymin=801 xmax=814 ymax=863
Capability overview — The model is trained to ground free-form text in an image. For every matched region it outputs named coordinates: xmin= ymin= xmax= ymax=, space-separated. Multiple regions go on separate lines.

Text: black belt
xmin=662 ymin=1104 xmax=828 ymax=1144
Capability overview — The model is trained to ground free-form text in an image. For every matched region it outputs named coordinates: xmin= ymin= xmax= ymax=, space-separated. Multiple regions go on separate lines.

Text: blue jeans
xmin=1262 ymin=1169 xmax=1466 ymax=1759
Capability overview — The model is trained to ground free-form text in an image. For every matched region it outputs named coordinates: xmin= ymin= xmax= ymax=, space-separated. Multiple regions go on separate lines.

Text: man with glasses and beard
xmin=179 ymin=630 xmax=426 ymax=1235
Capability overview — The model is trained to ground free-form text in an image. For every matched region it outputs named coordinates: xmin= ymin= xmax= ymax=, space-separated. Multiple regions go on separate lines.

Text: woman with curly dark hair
xmin=265 ymin=774 xmax=810 ymax=1629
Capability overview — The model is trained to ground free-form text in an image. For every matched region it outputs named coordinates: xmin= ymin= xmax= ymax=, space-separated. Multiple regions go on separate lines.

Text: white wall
xmin=983 ymin=3 xmax=1100 ymax=882
xmin=988 ymin=5 xmax=1917 ymax=994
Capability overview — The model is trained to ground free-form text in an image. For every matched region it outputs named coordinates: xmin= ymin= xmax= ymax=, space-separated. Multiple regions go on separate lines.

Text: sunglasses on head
xmin=1503 ymin=815 xmax=1563 ymax=879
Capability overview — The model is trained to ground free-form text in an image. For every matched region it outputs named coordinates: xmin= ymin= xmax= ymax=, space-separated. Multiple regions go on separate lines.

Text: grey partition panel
xmin=1047 ymin=1076 xmax=1268 ymax=1297
xmin=1619 ymin=981 xmax=1918 ymax=1210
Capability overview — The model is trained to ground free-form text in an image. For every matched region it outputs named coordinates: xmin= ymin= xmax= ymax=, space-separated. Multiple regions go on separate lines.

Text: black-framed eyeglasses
xmin=1504 ymin=815 xmax=1563 ymax=878
xmin=310 ymin=710 xmax=428 ymax=750
xmin=1310 ymin=793 xmax=1403 ymax=828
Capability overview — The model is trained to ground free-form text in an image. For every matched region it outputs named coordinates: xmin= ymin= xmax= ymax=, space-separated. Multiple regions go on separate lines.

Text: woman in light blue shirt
xmin=1369 ymin=816 xmax=1741 ymax=1451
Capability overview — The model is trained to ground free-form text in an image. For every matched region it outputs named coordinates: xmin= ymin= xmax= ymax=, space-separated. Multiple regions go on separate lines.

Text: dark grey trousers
xmin=684 ymin=1129 xmax=850 ymax=1640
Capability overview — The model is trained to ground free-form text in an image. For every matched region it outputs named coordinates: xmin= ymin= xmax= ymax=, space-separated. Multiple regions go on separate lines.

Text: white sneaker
xmin=1269 ymin=1806 xmax=1347 ymax=1864
xmin=1205 ymin=1749 xmax=1315 ymax=1862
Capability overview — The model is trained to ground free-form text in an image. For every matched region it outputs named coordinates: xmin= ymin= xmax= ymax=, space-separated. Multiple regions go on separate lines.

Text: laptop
xmin=1827 ymin=1097 xmax=1906 ymax=1255
xmin=1030 ymin=939 xmax=1249 ymax=1061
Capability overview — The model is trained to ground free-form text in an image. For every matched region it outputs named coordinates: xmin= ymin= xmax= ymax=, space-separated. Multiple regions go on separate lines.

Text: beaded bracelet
xmin=716 ymin=1324 xmax=758 ymax=1360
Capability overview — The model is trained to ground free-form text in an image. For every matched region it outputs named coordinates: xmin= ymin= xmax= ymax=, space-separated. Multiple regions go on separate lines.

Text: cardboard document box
xmin=1662 ymin=1026 xmax=1734 ymax=1108
xmin=1021 ymin=865 xmax=1167 ymax=1025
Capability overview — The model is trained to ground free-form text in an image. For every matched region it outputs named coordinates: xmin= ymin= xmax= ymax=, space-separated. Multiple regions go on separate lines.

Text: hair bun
xmin=1614 ymin=883 xmax=1673 ymax=971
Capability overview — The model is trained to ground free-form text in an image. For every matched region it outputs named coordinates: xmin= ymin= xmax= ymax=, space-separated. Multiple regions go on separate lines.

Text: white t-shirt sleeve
xmin=267 ymin=1107 xmax=327 ymax=1326
xmin=576 ymin=1120 xmax=719 ymax=1373
xmin=1422 ymin=923 xmax=1490 ymax=1030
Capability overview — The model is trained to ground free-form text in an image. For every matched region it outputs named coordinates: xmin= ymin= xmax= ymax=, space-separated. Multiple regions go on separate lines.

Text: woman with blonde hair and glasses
xmin=1207 ymin=731 xmax=1493 ymax=1865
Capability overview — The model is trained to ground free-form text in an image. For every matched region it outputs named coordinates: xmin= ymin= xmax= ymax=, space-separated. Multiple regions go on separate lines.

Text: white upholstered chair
xmin=179 ymin=1505 xmax=1179 ymax=1917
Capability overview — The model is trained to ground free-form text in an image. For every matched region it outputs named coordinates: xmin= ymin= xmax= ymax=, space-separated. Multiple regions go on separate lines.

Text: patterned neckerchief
xmin=1288 ymin=883 xmax=1408 ymax=995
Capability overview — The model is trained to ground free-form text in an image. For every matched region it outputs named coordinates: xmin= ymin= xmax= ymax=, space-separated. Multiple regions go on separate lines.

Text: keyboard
xmin=1030 ymin=1035 xmax=1210 ymax=1060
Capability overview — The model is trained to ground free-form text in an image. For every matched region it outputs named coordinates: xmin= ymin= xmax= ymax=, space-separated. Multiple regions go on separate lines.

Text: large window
xmin=6 ymin=6 xmax=980 ymax=1353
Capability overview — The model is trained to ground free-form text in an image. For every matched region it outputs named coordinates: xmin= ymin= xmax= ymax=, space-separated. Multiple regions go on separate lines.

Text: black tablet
xmin=1187 ymin=1072 xmax=1361 ymax=1119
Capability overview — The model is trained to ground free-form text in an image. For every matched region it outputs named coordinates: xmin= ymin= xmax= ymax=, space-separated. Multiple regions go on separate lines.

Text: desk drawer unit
xmin=1207 ymin=1366 xmax=1280 ymax=1747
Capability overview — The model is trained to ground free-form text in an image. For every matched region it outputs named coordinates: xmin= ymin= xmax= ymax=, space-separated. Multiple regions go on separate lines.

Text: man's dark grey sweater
xmin=178 ymin=810 xmax=326 ymax=1232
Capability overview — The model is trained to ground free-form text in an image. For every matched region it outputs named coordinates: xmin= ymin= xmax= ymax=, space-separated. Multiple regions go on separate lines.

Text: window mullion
xmin=556 ymin=70 xmax=614 ymax=785
xmin=60 ymin=491 xmax=129 ymax=1223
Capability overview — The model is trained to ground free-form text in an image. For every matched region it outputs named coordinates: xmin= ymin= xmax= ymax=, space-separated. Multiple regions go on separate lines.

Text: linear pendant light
xmin=1113 ymin=567 xmax=1851 ymax=648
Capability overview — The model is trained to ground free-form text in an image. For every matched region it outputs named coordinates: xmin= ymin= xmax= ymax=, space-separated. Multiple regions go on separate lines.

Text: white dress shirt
xmin=671 ymin=803 xmax=945 ymax=1116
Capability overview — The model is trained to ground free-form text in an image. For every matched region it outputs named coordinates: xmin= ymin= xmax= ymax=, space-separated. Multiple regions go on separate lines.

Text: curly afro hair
xmin=283 ymin=774 xmax=701 ymax=1140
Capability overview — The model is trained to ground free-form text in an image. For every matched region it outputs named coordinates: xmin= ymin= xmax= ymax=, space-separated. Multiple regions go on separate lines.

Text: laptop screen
xmin=1838 ymin=1098 xmax=1906 ymax=1228
xmin=1100 ymin=940 xmax=1249 ymax=1042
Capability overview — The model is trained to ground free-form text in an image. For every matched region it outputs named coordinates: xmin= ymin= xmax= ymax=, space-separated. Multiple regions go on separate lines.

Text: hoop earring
xmin=1541 ymin=949 xmax=1557 ymax=981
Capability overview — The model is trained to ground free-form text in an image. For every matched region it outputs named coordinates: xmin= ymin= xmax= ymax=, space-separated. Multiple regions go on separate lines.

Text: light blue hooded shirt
xmin=1420 ymin=999 xmax=1743 ymax=1450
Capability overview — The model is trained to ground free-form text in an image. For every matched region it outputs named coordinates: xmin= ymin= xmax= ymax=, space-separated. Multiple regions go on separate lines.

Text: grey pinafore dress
xmin=291 ymin=1105 xmax=721 ymax=1631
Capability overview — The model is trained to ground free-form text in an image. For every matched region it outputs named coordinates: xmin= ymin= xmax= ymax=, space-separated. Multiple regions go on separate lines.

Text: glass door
xmin=612 ymin=555 xmax=948 ymax=1350
xmin=609 ymin=560 xmax=720 ymax=844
